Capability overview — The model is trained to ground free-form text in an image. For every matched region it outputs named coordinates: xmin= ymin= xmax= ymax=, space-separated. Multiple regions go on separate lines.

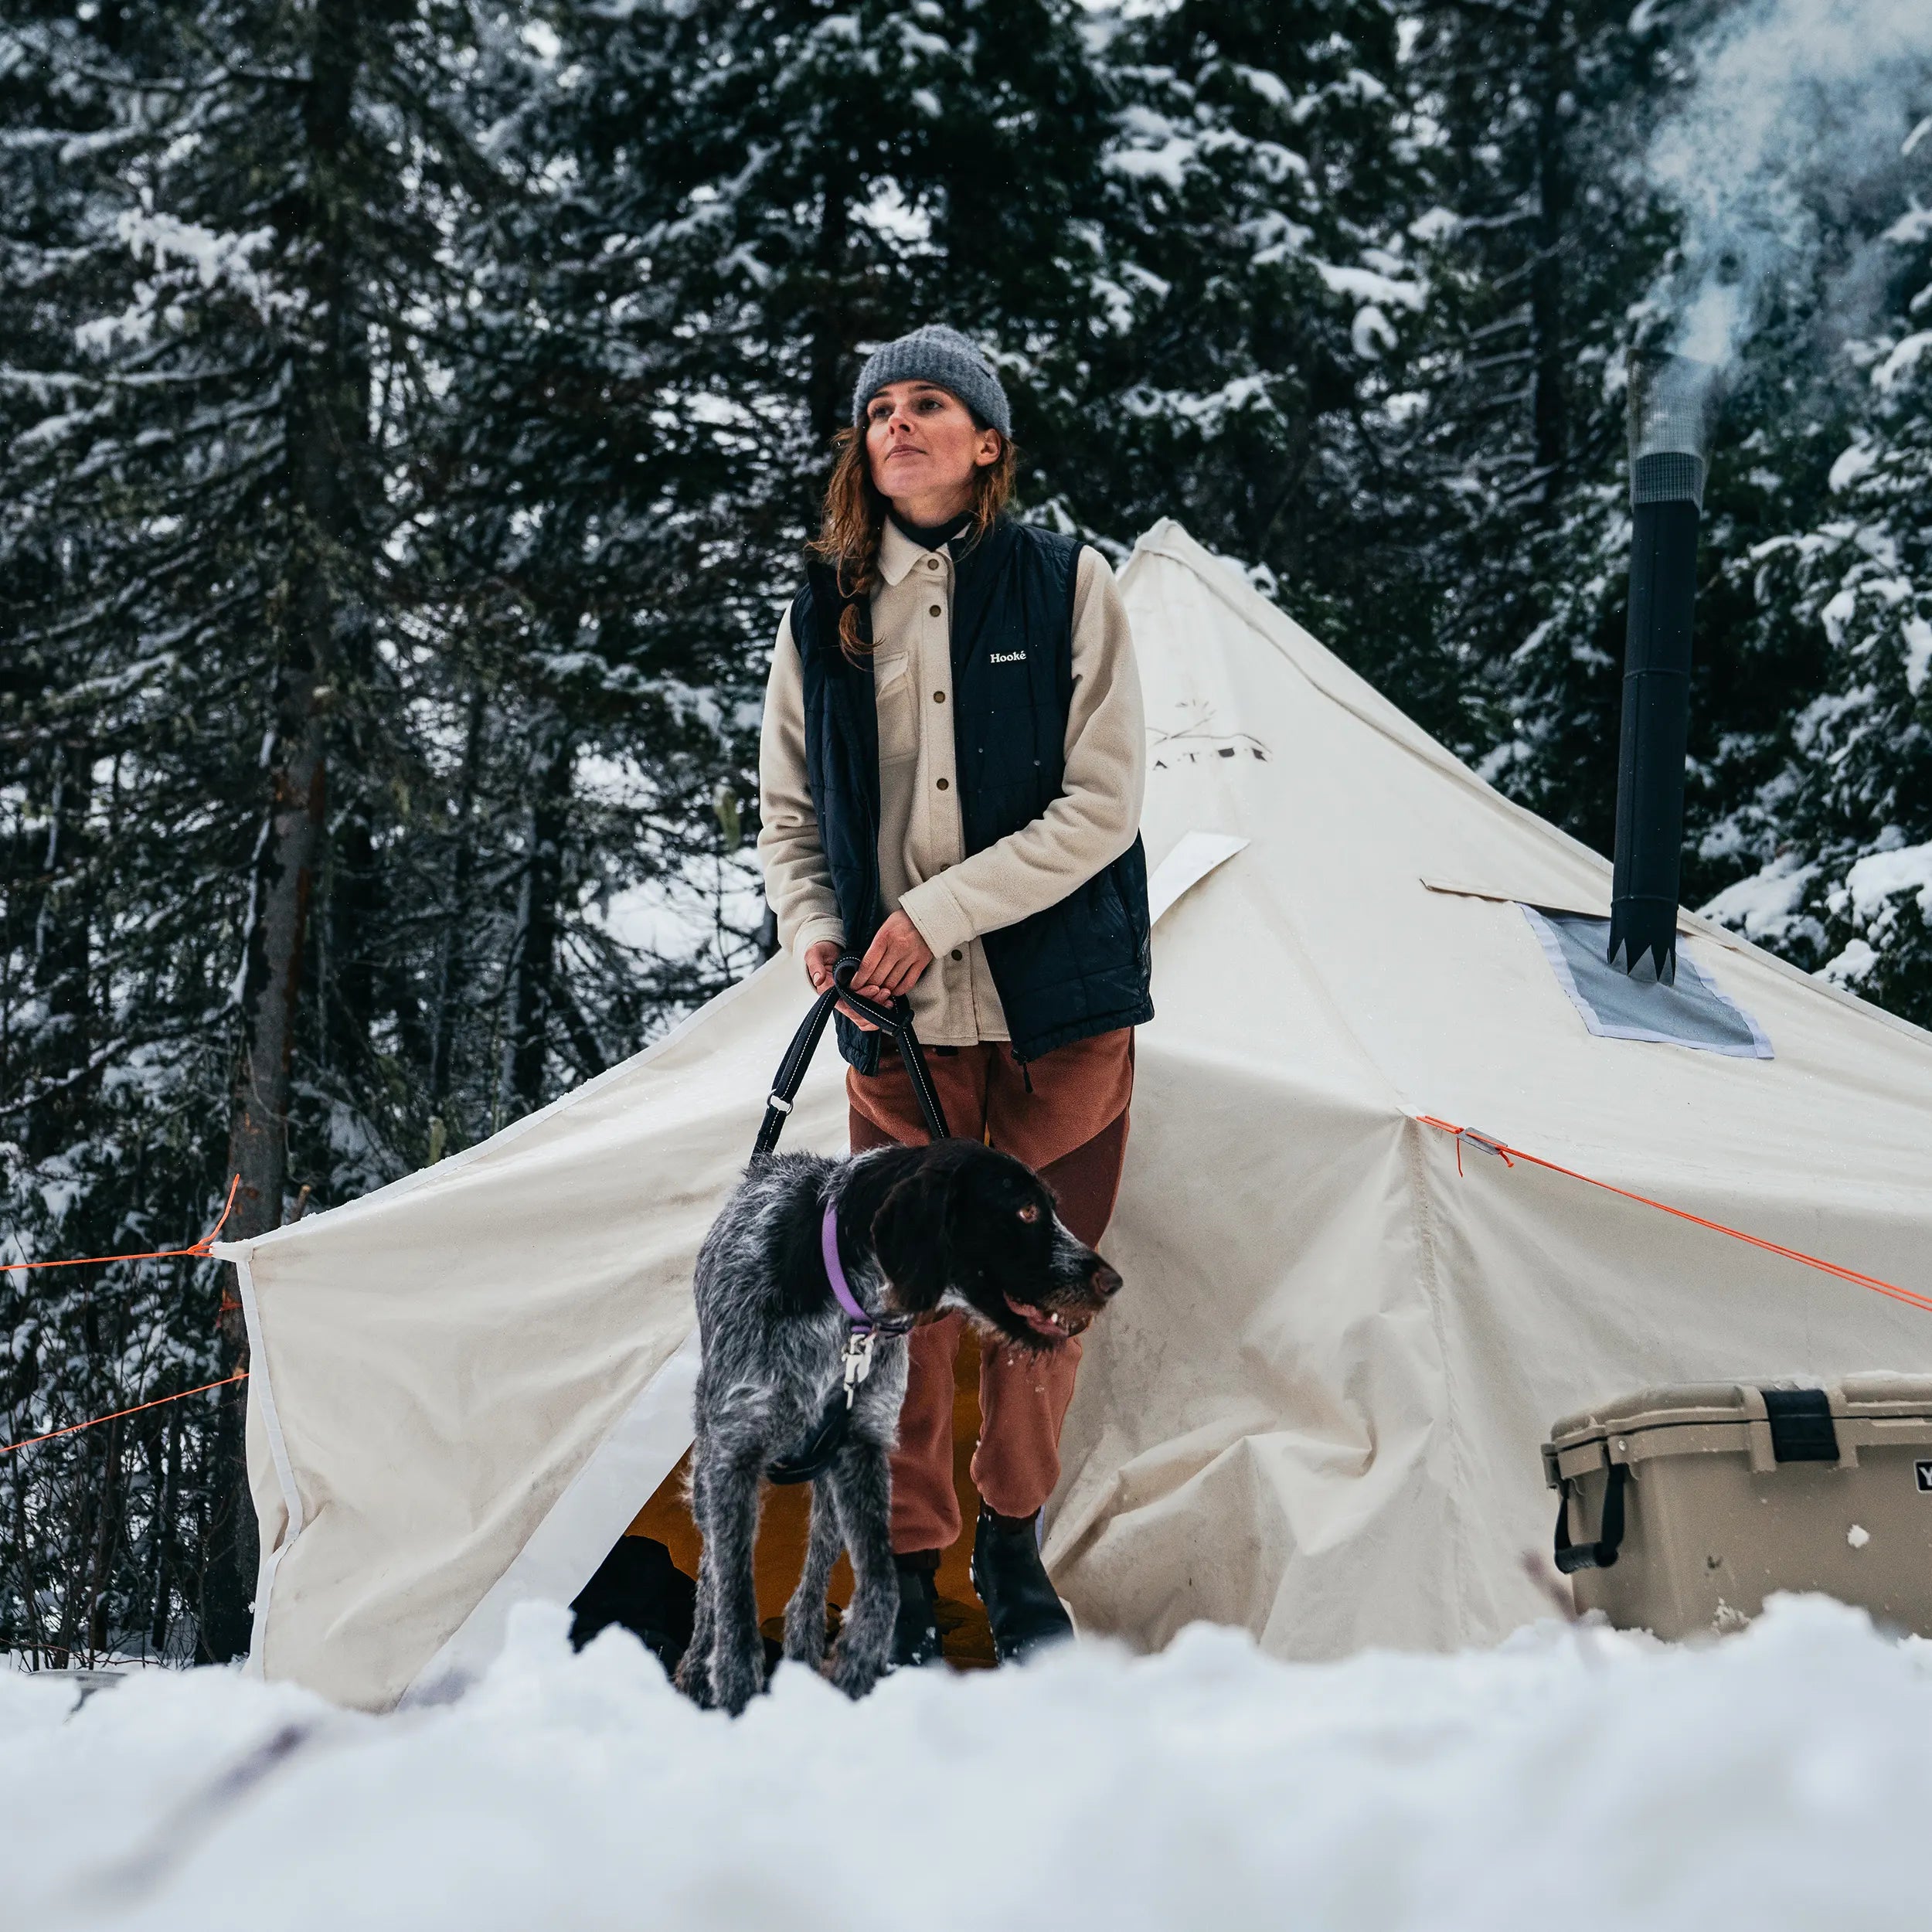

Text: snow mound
xmin=6 ymin=1596 xmax=1931 ymax=1930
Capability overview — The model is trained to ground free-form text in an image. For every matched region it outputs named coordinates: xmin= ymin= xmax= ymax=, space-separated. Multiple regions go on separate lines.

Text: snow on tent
xmin=215 ymin=518 xmax=1932 ymax=1713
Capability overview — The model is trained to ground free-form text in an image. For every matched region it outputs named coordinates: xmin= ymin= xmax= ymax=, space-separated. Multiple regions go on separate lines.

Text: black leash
xmin=753 ymin=954 xmax=952 ymax=1157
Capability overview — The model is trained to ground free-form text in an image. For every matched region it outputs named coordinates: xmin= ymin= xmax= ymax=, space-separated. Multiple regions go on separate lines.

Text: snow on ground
xmin=5 ymin=1595 xmax=1932 ymax=1932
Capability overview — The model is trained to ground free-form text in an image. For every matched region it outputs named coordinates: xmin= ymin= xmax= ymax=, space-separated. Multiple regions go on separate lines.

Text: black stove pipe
xmin=1607 ymin=352 xmax=1719 ymax=985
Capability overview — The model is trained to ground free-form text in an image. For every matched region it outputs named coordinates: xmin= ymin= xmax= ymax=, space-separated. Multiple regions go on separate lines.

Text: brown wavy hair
xmin=809 ymin=420 xmax=1019 ymax=657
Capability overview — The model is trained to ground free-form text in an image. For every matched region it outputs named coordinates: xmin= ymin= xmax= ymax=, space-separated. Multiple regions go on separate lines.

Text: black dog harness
xmin=760 ymin=957 xmax=951 ymax=1485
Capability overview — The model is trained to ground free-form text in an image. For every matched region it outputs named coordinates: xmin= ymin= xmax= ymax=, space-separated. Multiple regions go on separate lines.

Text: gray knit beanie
xmin=850 ymin=324 xmax=1012 ymax=437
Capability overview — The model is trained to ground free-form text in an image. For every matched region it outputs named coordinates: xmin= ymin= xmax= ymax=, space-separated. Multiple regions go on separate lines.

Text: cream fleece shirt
xmin=757 ymin=516 xmax=1145 ymax=1047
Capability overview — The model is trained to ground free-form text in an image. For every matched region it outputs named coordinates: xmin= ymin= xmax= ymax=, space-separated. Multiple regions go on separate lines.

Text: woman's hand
xmin=855 ymin=910 xmax=934 ymax=1006
xmin=803 ymin=937 xmax=872 ymax=1030
xmin=804 ymin=915 xmax=934 ymax=1029
xmin=802 ymin=936 xmax=879 ymax=1032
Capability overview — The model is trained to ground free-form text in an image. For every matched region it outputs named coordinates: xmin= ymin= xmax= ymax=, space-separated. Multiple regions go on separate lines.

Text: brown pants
xmin=847 ymin=1029 xmax=1133 ymax=1555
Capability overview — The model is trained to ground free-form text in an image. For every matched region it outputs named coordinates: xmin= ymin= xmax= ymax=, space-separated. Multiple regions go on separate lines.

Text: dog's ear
xmin=870 ymin=1163 xmax=962 ymax=1312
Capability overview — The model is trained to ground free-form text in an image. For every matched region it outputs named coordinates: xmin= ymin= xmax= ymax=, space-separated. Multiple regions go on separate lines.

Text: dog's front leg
xmin=673 ymin=1445 xmax=719 ymax=1706
xmin=782 ymin=1479 xmax=842 ymax=1669
xmin=825 ymin=1438 xmax=896 ymax=1699
xmin=700 ymin=1444 xmax=767 ymax=1716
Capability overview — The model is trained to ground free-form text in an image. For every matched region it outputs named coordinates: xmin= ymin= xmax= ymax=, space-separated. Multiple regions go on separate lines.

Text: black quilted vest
xmin=788 ymin=517 xmax=1152 ymax=1074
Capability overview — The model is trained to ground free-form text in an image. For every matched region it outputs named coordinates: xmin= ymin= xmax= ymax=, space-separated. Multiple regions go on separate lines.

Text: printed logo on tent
xmin=1149 ymin=703 xmax=1271 ymax=770
xmin=1916 ymin=1460 xmax=1932 ymax=1493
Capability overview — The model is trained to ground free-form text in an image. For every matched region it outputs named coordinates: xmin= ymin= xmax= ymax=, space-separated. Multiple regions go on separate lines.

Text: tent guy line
xmin=0 ymin=1174 xmax=240 ymax=1274
xmin=0 ymin=1370 xmax=250 ymax=1458
xmin=1413 ymin=1115 xmax=1932 ymax=1318
xmin=0 ymin=1175 xmax=246 ymax=1456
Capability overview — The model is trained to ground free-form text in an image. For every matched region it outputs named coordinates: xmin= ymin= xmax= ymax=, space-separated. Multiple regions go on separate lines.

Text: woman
xmin=758 ymin=323 xmax=1151 ymax=1666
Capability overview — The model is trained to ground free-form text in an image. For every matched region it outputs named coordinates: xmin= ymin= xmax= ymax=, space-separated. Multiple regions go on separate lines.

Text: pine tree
xmin=1399 ymin=0 xmax=1693 ymax=798
xmin=1050 ymin=0 xmax=1440 ymax=706
xmin=413 ymin=0 xmax=1123 ymax=1134
xmin=1417 ymin=0 xmax=1923 ymax=940
xmin=0 ymin=0 xmax=516 ymax=1661
xmin=1699 ymin=138 xmax=1932 ymax=1019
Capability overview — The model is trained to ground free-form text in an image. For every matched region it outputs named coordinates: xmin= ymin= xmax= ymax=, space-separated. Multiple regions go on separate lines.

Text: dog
xmin=674 ymin=1136 xmax=1121 ymax=1713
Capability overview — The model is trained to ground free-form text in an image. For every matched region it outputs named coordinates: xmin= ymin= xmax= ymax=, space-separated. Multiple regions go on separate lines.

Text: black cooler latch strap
xmin=1553 ymin=1460 xmax=1628 ymax=1574
xmin=1762 ymin=1386 xmax=1840 ymax=1463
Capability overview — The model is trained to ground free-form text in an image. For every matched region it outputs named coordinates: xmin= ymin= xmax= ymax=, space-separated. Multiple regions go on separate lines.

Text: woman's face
xmin=863 ymin=380 xmax=1002 ymax=517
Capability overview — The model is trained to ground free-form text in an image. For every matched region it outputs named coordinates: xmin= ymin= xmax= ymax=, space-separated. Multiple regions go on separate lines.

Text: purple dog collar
xmin=822 ymin=1202 xmax=874 ymax=1331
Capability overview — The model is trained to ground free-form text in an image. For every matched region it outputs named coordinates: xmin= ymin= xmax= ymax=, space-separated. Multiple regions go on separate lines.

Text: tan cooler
xmin=1542 ymin=1377 xmax=1932 ymax=1639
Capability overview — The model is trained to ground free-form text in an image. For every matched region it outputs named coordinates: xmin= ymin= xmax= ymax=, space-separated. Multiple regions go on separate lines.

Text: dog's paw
xmin=827 ymin=1639 xmax=886 ymax=1701
xmin=672 ymin=1648 xmax=714 ymax=1709
xmin=782 ymin=1623 xmax=828 ymax=1669
xmin=712 ymin=1649 xmax=766 ymax=1717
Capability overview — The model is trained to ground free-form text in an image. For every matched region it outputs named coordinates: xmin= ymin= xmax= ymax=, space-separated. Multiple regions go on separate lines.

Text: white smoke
xmin=1646 ymin=0 xmax=1932 ymax=364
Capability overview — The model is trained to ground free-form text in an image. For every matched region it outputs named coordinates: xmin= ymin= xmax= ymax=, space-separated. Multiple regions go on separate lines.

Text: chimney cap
xmin=1628 ymin=350 xmax=1720 ymax=510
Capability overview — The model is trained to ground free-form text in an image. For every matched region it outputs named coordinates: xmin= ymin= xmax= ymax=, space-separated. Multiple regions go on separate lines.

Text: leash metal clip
xmin=842 ymin=1329 xmax=877 ymax=1408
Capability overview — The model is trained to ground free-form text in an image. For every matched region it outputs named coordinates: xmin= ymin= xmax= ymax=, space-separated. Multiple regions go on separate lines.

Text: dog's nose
xmin=1090 ymin=1261 xmax=1122 ymax=1300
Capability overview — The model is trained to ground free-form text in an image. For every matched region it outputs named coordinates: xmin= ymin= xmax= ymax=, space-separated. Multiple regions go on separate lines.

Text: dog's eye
xmin=1017 ymin=1203 xmax=1040 ymax=1223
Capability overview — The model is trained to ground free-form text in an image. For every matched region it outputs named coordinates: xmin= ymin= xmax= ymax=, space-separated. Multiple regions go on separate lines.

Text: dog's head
xmin=869 ymin=1139 xmax=1121 ymax=1350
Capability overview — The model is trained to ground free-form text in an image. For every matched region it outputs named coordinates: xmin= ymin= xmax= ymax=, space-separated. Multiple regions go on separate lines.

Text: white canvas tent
xmin=217 ymin=519 xmax=1932 ymax=1713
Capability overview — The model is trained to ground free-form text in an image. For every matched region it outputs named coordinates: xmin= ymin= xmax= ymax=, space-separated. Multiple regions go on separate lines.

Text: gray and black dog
xmin=674 ymin=1136 xmax=1121 ymax=1713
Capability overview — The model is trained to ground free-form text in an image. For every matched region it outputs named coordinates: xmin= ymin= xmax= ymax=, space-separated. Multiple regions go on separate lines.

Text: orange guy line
xmin=0 ymin=1370 xmax=249 ymax=1458
xmin=1415 ymin=1115 xmax=1932 ymax=1318
xmin=2 ymin=1175 xmax=241 ymax=1274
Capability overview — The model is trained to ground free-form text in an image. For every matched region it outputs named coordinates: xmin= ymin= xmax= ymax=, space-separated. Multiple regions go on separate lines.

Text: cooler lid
xmin=1547 ymin=1373 xmax=1932 ymax=1452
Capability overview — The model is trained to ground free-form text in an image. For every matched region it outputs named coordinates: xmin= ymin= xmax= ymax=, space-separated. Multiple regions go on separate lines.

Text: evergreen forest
xmin=3 ymin=0 xmax=1929 ymax=1665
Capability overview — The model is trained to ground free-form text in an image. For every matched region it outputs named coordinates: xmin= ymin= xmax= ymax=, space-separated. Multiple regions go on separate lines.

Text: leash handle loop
xmin=832 ymin=956 xmax=951 ymax=1146
xmin=753 ymin=954 xmax=954 ymax=1158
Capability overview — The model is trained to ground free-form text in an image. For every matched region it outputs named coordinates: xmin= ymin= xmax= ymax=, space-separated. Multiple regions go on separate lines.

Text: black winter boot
xmin=892 ymin=1553 xmax=943 ymax=1668
xmin=971 ymin=1506 xmax=1073 ymax=1662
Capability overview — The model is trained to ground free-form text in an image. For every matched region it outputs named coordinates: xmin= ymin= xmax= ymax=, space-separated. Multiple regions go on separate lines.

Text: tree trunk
xmin=83 ymin=1420 xmax=122 ymax=1658
xmin=806 ymin=175 xmax=852 ymax=445
xmin=428 ymin=681 xmax=487 ymax=1114
xmin=1528 ymin=0 xmax=1573 ymax=515
xmin=210 ymin=0 xmax=369 ymax=1662
xmin=148 ymin=1410 xmax=182 ymax=1655
xmin=326 ymin=769 xmax=380 ymax=1078
xmin=49 ymin=1460 xmax=94 ymax=1668
xmin=224 ymin=0 xmax=367 ymax=1247
xmin=498 ymin=716 xmax=574 ymax=1121
xmin=24 ymin=737 xmax=95 ymax=1164
xmin=225 ymin=704 xmax=328 ymax=1262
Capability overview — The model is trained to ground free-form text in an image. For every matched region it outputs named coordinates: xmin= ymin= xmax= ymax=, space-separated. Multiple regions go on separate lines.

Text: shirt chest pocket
xmin=873 ymin=650 xmax=917 ymax=767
